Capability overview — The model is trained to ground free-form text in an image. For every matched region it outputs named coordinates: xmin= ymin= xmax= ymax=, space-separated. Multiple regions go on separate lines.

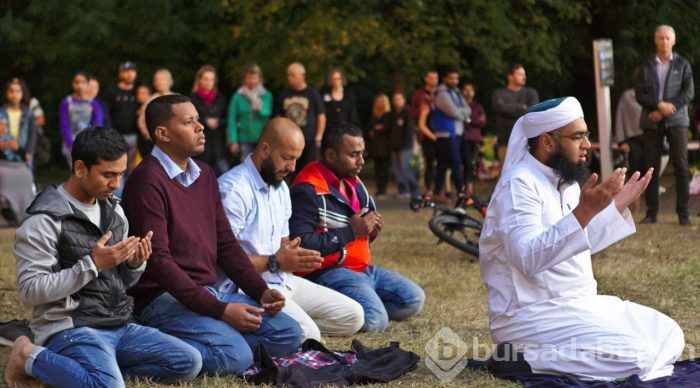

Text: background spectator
xmin=389 ymin=91 xmax=418 ymax=199
xmin=228 ymin=64 xmax=272 ymax=163
xmin=137 ymin=69 xmax=174 ymax=157
xmin=491 ymin=63 xmax=539 ymax=164
xmin=191 ymin=65 xmax=229 ymax=176
xmin=410 ymin=70 xmax=438 ymax=193
xmin=17 ymin=78 xmax=50 ymax=167
xmin=275 ymin=62 xmax=326 ymax=179
xmin=87 ymin=75 xmax=110 ymax=127
xmin=0 ymin=78 xmax=37 ymax=225
xmin=368 ymin=93 xmax=392 ymax=198
xmin=461 ymin=81 xmax=486 ymax=196
xmin=102 ymin=61 xmax=139 ymax=172
xmin=59 ymin=71 xmax=103 ymax=167
xmin=321 ymin=68 xmax=358 ymax=130
xmin=636 ymin=25 xmax=694 ymax=226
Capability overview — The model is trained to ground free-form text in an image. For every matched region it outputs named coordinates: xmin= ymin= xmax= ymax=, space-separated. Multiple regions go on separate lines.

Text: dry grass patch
xmin=0 ymin=195 xmax=698 ymax=387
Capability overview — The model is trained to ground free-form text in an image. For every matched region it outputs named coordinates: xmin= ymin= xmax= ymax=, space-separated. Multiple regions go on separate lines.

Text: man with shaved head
xmin=218 ymin=118 xmax=363 ymax=341
xmin=274 ymin=62 xmax=326 ymax=179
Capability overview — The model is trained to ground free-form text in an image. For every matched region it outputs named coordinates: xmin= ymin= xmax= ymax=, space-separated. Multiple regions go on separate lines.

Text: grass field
xmin=1 ymin=167 xmax=699 ymax=387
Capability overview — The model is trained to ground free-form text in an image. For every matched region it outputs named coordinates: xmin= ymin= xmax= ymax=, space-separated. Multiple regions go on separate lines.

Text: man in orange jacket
xmin=289 ymin=122 xmax=425 ymax=332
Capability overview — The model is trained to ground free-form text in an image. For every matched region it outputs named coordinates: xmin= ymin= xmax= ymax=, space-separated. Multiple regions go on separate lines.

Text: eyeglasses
xmin=549 ymin=131 xmax=591 ymax=142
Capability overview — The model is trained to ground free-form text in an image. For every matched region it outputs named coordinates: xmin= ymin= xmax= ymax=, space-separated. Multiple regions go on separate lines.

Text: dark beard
xmin=545 ymin=149 xmax=589 ymax=184
xmin=260 ymin=157 xmax=284 ymax=188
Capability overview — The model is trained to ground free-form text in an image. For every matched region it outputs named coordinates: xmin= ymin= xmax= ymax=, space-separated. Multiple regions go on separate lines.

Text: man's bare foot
xmin=4 ymin=336 xmax=38 ymax=388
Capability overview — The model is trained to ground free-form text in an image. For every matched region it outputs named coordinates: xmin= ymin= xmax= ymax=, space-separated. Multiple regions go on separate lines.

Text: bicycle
xmin=409 ymin=194 xmax=488 ymax=261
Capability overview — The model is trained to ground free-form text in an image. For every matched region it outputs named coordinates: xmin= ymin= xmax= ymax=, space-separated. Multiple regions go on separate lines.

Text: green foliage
xmin=220 ymin=0 xmax=589 ymax=92
xmin=2 ymin=0 xmax=700 ymax=142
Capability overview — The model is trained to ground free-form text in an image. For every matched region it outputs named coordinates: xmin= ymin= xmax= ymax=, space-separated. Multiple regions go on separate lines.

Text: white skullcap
xmin=502 ymin=96 xmax=584 ymax=174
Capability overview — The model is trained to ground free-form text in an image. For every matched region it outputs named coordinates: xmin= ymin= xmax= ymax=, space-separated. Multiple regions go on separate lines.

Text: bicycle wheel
xmin=428 ymin=214 xmax=481 ymax=260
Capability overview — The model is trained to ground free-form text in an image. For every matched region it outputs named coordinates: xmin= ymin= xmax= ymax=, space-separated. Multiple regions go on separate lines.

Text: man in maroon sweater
xmin=122 ymin=94 xmax=302 ymax=375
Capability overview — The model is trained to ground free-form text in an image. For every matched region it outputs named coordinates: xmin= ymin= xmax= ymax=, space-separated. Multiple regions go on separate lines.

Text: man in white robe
xmin=479 ymin=96 xmax=684 ymax=381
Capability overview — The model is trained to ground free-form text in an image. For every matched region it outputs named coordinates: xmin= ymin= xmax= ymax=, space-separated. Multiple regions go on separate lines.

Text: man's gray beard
xmin=545 ymin=149 xmax=589 ymax=184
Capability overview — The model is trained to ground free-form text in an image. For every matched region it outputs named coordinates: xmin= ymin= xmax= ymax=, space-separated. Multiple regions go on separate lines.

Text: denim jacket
xmin=0 ymin=104 xmax=37 ymax=160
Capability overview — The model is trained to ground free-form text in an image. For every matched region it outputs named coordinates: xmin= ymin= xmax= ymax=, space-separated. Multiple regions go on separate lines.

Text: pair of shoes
xmin=374 ymin=194 xmax=387 ymax=200
xmin=0 ymin=319 xmax=33 ymax=347
xmin=485 ymin=343 xmax=533 ymax=375
xmin=639 ymin=215 xmax=657 ymax=224
xmin=396 ymin=193 xmax=411 ymax=199
xmin=679 ymin=216 xmax=692 ymax=226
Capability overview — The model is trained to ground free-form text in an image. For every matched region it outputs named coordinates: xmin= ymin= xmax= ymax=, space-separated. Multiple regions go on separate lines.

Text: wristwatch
xmin=268 ymin=254 xmax=280 ymax=273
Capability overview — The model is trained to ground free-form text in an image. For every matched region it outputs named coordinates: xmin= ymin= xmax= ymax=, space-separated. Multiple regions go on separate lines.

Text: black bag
xmin=246 ymin=339 xmax=419 ymax=387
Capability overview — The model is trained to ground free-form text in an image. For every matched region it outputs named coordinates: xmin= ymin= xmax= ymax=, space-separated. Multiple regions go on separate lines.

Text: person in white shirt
xmin=479 ymin=96 xmax=684 ymax=381
xmin=217 ymin=117 xmax=364 ymax=341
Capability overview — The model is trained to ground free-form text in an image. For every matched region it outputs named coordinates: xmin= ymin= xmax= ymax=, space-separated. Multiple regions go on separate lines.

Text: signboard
xmin=593 ymin=39 xmax=614 ymax=180
xmin=596 ymin=39 xmax=615 ymax=87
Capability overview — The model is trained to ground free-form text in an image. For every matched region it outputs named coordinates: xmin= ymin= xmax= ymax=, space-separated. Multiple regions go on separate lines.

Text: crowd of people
xmin=1 ymin=23 xmax=697 ymax=386
xmin=0 ymin=58 xmax=543 ymax=227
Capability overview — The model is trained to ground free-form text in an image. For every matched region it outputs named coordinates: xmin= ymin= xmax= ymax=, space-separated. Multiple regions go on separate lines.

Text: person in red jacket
xmin=289 ymin=122 xmax=425 ymax=332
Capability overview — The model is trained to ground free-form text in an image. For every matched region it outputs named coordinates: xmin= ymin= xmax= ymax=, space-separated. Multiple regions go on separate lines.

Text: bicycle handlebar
xmin=409 ymin=194 xmax=488 ymax=217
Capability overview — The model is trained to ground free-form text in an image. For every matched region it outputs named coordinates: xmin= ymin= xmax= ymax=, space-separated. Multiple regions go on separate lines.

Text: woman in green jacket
xmin=227 ymin=64 xmax=273 ymax=162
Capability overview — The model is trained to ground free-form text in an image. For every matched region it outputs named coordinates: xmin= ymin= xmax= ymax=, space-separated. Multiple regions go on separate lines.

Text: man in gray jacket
xmin=636 ymin=25 xmax=694 ymax=226
xmin=5 ymin=127 xmax=201 ymax=388
xmin=492 ymin=64 xmax=539 ymax=163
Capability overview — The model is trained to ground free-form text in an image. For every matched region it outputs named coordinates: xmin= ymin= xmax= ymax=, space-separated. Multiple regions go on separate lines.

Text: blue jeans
xmin=29 ymin=322 xmax=201 ymax=388
xmin=315 ymin=265 xmax=425 ymax=332
xmin=138 ymin=289 xmax=303 ymax=375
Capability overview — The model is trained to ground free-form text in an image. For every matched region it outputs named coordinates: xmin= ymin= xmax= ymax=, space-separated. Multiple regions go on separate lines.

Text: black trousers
xmin=462 ymin=139 xmax=480 ymax=185
xmin=373 ymin=157 xmax=390 ymax=195
xmin=434 ymin=137 xmax=464 ymax=194
xmin=642 ymin=126 xmax=689 ymax=218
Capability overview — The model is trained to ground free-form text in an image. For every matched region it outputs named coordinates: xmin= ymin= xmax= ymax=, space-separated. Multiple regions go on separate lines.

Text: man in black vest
xmin=5 ymin=127 xmax=201 ymax=388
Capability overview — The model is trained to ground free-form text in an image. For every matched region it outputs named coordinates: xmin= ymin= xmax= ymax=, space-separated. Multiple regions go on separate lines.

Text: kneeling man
xmin=289 ymin=122 xmax=425 ymax=332
xmin=218 ymin=118 xmax=364 ymax=341
xmin=479 ymin=97 xmax=684 ymax=381
xmin=122 ymin=95 xmax=302 ymax=376
xmin=6 ymin=127 xmax=201 ymax=388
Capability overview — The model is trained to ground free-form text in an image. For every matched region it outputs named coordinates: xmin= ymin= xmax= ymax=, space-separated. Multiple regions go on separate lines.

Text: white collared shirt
xmin=150 ymin=145 xmax=201 ymax=187
xmin=218 ymin=155 xmax=293 ymax=287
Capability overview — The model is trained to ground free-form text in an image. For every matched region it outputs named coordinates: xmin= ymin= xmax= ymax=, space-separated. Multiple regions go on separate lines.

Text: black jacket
xmin=389 ymin=108 xmax=415 ymax=152
xmin=636 ymin=53 xmax=694 ymax=130
xmin=191 ymin=91 xmax=229 ymax=174
xmin=367 ymin=113 xmax=392 ymax=158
